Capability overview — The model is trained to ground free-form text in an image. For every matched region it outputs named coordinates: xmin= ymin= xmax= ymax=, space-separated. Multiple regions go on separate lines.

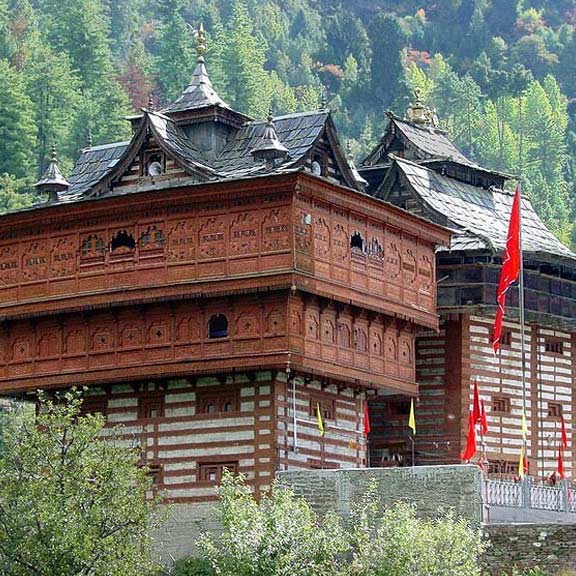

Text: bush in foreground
xmin=0 ymin=390 xmax=162 ymax=576
xmin=194 ymin=473 xmax=486 ymax=576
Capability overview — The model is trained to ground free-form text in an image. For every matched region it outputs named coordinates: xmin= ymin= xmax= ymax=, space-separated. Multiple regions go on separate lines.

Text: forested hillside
xmin=1 ymin=0 xmax=576 ymax=246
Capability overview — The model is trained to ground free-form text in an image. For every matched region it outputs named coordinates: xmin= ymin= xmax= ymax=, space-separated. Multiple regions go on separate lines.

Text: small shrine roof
xmin=392 ymin=156 xmax=576 ymax=262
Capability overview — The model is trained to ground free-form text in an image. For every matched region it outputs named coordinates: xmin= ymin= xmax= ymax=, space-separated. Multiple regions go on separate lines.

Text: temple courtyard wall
xmin=155 ymin=465 xmax=576 ymax=573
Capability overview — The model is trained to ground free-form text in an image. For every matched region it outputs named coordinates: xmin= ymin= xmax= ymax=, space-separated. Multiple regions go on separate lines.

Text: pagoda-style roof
xmin=59 ymin=106 xmax=358 ymax=203
xmin=363 ymin=113 xmax=471 ymax=167
xmin=380 ymin=156 xmax=576 ymax=263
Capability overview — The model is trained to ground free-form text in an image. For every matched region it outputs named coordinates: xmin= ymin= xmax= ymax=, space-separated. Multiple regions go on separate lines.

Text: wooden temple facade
xmin=359 ymin=96 xmax=576 ymax=479
xmin=0 ymin=29 xmax=449 ymax=504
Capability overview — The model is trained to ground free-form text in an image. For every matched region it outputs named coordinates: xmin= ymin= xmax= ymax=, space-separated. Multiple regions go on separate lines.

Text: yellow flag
xmin=518 ymin=446 xmax=525 ymax=478
xmin=522 ymin=409 xmax=528 ymax=441
xmin=316 ymin=402 xmax=325 ymax=437
xmin=409 ymin=398 xmax=416 ymax=435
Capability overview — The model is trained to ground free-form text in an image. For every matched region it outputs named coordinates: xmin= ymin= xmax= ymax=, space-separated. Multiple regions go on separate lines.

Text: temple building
xmin=0 ymin=23 xmax=448 ymax=530
xmin=359 ymin=92 xmax=576 ymax=479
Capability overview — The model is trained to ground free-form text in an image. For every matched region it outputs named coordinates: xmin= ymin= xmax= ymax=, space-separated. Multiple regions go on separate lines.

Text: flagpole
xmin=518 ymin=182 xmax=528 ymax=474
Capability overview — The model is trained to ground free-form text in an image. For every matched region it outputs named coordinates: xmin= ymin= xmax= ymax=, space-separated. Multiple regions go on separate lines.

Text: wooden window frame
xmin=309 ymin=396 xmax=335 ymax=421
xmin=197 ymin=461 xmax=238 ymax=483
xmin=544 ymin=338 xmax=564 ymax=355
xmin=138 ymin=395 xmax=165 ymax=420
xmin=196 ymin=390 xmax=240 ymax=415
xmin=489 ymin=328 xmax=512 ymax=349
xmin=547 ymin=402 xmax=563 ymax=419
xmin=492 ymin=396 xmax=511 ymax=414
xmin=79 ymin=396 xmax=108 ymax=418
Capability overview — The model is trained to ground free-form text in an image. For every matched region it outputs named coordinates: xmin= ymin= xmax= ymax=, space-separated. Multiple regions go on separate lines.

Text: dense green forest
xmin=1 ymin=0 xmax=576 ymax=246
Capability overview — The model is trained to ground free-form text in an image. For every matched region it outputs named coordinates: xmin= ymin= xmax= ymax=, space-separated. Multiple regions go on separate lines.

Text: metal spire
xmin=163 ymin=22 xmax=229 ymax=112
xmin=251 ymin=108 xmax=289 ymax=166
xmin=34 ymin=143 xmax=70 ymax=201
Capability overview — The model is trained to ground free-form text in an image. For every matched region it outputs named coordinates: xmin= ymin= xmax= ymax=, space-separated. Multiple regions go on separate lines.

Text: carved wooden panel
xmin=50 ymin=236 xmax=77 ymax=278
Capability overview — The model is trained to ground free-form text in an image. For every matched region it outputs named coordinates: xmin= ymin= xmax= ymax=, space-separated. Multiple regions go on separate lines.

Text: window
xmin=389 ymin=400 xmax=411 ymax=416
xmin=79 ymin=396 xmax=107 ymax=417
xmin=198 ymin=462 xmax=238 ymax=482
xmin=545 ymin=338 xmax=564 ymax=355
xmin=197 ymin=390 xmax=239 ymax=415
xmin=490 ymin=328 xmax=512 ymax=348
xmin=350 ymin=232 xmax=365 ymax=252
xmin=492 ymin=396 xmax=511 ymax=414
xmin=309 ymin=396 xmax=335 ymax=421
xmin=548 ymin=403 xmax=563 ymax=418
xmin=110 ymin=230 xmax=136 ymax=252
xmin=139 ymin=395 xmax=165 ymax=420
xmin=208 ymin=314 xmax=229 ymax=339
xmin=148 ymin=463 xmax=163 ymax=486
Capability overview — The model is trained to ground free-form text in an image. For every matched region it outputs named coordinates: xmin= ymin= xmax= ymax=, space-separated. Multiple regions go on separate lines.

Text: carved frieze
xmin=22 ymin=241 xmax=48 ymax=282
xmin=262 ymin=208 xmax=290 ymax=252
xmin=230 ymin=213 xmax=259 ymax=256
xmin=51 ymin=236 xmax=77 ymax=278
xmin=0 ymin=244 xmax=19 ymax=285
xmin=199 ymin=217 xmax=226 ymax=260
xmin=167 ymin=220 xmax=196 ymax=263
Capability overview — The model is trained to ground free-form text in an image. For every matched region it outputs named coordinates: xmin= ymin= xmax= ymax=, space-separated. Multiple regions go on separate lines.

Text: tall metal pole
xmin=517 ymin=183 xmax=528 ymax=471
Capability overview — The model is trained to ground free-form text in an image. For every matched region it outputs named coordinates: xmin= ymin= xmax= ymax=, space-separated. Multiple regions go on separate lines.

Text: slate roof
xmin=391 ymin=116 xmax=472 ymax=165
xmin=66 ymin=141 xmax=130 ymax=200
xmin=213 ymin=110 xmax=329 ymax=177
xmin=162 ymin=59 xmax=230 ymax=114
xmin=393 ymin=157 xmax=576 ymax=262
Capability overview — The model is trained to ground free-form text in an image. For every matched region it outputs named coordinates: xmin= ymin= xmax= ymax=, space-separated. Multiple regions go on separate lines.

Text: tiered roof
xmin=360 ymin=96 xmax=576 ymax=264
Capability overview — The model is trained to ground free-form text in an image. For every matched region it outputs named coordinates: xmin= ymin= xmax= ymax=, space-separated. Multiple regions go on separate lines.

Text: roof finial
xmin=147 ymin=92 xmax=155 ymax=111
xmin=196 ymin=22 xmax=206 ymax=62
xmin=321 ymin=88 xmax=328 ymax=110
xmin=87 ymin=129 xmax=93 ymax=148
xmin=35 ymin=142 xmax=70 ymax=201
xmin=405 ymin=88 xmax=439 ymax=128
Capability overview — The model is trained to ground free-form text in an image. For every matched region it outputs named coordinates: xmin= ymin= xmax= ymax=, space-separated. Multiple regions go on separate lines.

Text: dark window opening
xmin=350 ymin=232 xmax=365 ymax=252
xmin=545 ymin=338 xmax=564 ymax=355
xmin=198 ymin=462 xmax=238 ymax=482
xmin=309 ymin=396 xmax=335 ymax=420
xmin=110 ymin=230 xmax=136 ymax=252
xmin=548 ymin=403 xmax=563 ymax=418
xmin=209 ymin=314 xmax=229 ymax=339
xmin=79 ymin=397 xmax=107 ymax=418
xmin=492 ymin=396 xmax=511 ymax=414
xmin=197 ymin=390 xmax=239 ymax=414
xmin=139 ymin=396 xmax=165 ymax=420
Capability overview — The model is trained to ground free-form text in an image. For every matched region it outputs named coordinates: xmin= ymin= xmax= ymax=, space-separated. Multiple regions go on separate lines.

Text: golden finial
xmin=406 ymin=88 xmax=438 ymax=128
xmin=197 ymin=23 xmax=206 ymax=61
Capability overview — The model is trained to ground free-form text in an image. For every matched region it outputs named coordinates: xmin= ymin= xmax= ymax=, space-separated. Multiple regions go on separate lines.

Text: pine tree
xmin=367 ymin=13 xmax=407 ymax=111
xmin=0 ymin=58 xmax=36 ymax=179
xmin=24 ymin=43 xmax=82 ymax=176
xmin=154 ymin=0 xmax=195 ymax=103
xmin=222 ymin=0 xmax=272 ymax=117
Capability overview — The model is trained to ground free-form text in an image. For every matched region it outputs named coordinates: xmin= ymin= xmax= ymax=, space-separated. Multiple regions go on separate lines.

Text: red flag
xmin=472 ymin=380 xmax=481 ymax=424
xmin=493 ymin=186 xmax=522 ymax=353
xmin=557 ymin=446 xmax=565 ymax=479
xmin=461 ymin=410 xmax=477 ymax=461
xmin=363 ymin=401 xmax=370 ymax=436
xmin=480 ymin=399 xmax=488 ymax=435
xmin=561 ymin=415 xmax=568 ymax=449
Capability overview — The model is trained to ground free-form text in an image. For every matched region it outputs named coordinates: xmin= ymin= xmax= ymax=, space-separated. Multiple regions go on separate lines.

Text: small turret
xmin=34 ymin=143 xmax=69 ymax=201
xmin=251 ymin=110 xmax=289 ymax=166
